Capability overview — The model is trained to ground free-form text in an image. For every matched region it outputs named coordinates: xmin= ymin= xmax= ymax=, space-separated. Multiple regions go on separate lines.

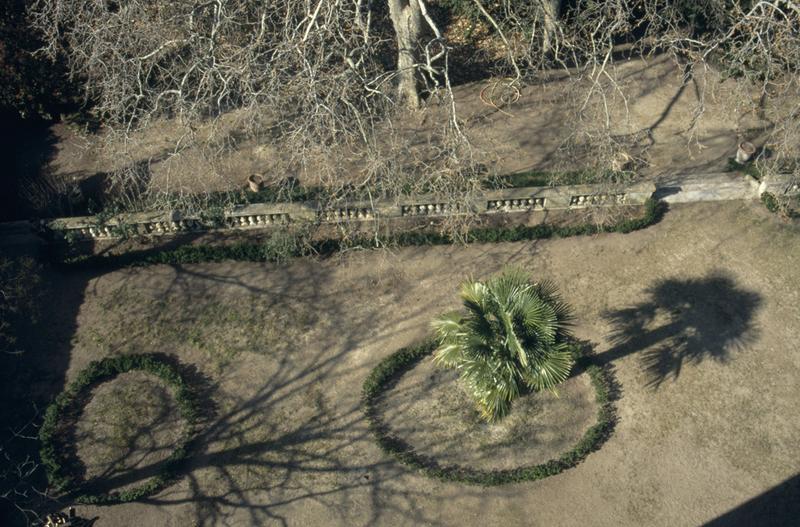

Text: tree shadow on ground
xmin=602 ymin=271 xmax=762 ymax=389
xmin=1 ymin=114 xmax=60 ymax=221
xmin=368 ymin=337 xmax=618 ymax=474
xmin=61 ymin=355 xmax=218 ymax=498
xmin=47 ymin=255 xmax=451 ymax=527
xmin=0 ymin=264 xmax=88 ymax=526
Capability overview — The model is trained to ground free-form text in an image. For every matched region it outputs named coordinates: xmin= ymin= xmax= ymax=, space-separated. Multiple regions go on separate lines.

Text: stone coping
xmin=1 ymin=171 xmax=790 ymax=243
xmin=39 ymin=180 xmax=657 ymax=240
xmin=29 ymin=170 xmax=800 ymax=241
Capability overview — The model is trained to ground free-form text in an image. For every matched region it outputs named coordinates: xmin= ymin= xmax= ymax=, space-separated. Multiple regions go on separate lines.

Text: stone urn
xmin=736 ymin=141 xmax=756 ymax=164
xmin=247 ymin=173 xmax=264 ymax=193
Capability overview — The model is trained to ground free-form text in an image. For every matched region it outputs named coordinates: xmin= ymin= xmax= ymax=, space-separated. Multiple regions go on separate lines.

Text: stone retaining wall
xmin=42 ymin=180 xmax=657 ymax=240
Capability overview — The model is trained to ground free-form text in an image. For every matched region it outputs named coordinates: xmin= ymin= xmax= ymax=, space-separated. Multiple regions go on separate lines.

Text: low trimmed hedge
xmin=39 ymin=354 xmax=200 ymax=504
xmin=60 ymin=198 xmax=666 ymax=269
xmin=362 ymin=340 xmax=617 ymax=485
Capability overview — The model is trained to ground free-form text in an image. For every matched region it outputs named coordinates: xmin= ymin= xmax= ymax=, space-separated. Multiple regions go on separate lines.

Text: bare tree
xmin=540 ymin=0 xmax=560 ymax=55
xmin=29 ymin=0 xmax=476 ymax=220
xmin=467 ymin=0 xmax=799 ymax=181
xmin=28 ymin=0 xmax=800 ymax=215
xmin=388 ymin=0 xmax=424 ymax=108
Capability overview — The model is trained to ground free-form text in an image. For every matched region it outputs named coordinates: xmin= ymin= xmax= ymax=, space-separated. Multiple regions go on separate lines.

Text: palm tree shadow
xmin=602 ymin=272 xmax=762 ymax=389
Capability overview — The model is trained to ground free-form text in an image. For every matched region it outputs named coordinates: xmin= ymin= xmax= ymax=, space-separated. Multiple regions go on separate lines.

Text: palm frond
xmin=432 ymin=310 xmax=463 ymax=340
xmin=433 ymin=268 xmax=574 ymax=422
xmin=523 ymin=344 xmax=574 ymax=392
xmin=535 ymin=280 xmax=574 ymax=329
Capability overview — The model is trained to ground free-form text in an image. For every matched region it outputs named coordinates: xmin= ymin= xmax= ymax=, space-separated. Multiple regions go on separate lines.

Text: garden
xmin=2 ymin=199 xmax=799 ymax=526
xmin=2 ymin=0 xmax=799 ymax=523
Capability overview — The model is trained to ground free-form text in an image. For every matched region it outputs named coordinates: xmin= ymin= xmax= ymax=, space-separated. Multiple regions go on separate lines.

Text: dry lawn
xmin=45 ymin=200 xmax=799 ymax=526
xmin=378 ymin=363 xmax=597 ymax=471
xmin=41 ymin=54 xmax=765 ymax=201
xmin=74 ymin=372 xmax=185 ymax=494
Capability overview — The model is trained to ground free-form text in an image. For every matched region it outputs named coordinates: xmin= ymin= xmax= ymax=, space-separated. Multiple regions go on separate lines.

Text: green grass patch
xmin=39 ymin=354 xmax=200 ymax=504
xmin=362 ymin=340 xmax=616 ymax=485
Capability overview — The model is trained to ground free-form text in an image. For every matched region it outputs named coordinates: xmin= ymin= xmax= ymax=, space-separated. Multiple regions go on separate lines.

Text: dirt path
xmin=56 ymin=201 xmax=799 ymax=526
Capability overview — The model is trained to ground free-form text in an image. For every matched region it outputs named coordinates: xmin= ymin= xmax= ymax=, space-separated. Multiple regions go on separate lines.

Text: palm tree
xmin=432 ymin=269 xmax=574 ymax=421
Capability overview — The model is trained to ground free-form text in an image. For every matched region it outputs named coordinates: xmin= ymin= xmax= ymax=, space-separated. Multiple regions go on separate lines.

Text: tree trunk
xmin=388 ymin=0 xmax=422 ymax=109
xmin=541 ymin=0 xmax=560 ymax=55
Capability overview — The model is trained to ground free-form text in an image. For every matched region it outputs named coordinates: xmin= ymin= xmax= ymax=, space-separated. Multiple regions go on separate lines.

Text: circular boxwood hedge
xmin=362 ymin=340 xmax=617 ymax=485
xmin=39 ymin=354 xmax=200 ymax=504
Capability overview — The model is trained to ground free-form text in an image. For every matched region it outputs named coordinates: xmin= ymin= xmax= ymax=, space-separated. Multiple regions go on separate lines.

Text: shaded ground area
xmin=13 ymin=53 xmax=765 ymax=218
xmin=29 ymin=201 xmax=800 ymax=526
xmin=603 ymin=273 xmax=762 ymax=389
xmin=430 ymin=54 xmax=763 ymax=179
xmin=74 ymin=372 xmax=185 ymax=495
xmin=378 ymin=362 xmax=596 ymax=471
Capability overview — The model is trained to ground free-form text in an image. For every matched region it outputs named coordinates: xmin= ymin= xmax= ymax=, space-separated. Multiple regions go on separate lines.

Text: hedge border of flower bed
xmin=362 ymin=340 xmax=617 ymax=485
xmin=58 ymin=199 xmax=666 ymax=269
xmin=39 ymin=354 xmax=200 ymax=505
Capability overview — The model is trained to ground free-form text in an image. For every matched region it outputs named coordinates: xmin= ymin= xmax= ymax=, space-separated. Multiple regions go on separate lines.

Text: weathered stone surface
xmin=38 ymin=180 xmax=658 ymax=240
xmin=654 ymin=172 xmax=760 ymax=204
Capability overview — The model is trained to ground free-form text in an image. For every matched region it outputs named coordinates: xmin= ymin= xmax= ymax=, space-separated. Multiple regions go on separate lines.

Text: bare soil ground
xmin=35 ymin=53 xmax=766 ymax=207
xmin=74 ymin=372 xmax=184 ymax=494
xmin=44 ymin=200 xmax=799 ymax=526
xmin=378 ymin=363 xmax=596 ymax=471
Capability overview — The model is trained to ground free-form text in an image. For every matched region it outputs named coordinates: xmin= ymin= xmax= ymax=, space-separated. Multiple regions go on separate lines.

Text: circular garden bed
xmin=39 ymin=354 xmax=199 ymax=504
xmin=363 ymin=340 xmax=617 ymax=485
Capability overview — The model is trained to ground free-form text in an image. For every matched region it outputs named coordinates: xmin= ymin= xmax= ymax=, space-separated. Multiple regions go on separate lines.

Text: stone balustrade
xmin=400 ymin=202 xmax=458 ymax=217
xmin=226 ymin=213 xmax=290 ymax=228
xmin=319 ymin=207 xmax=373 ymax=221
xmin=569 ymin=193 xmax=626 ymax=207
xmin=486 ymin=197 xmax=546 ymax=212
xmin=42 ymin=180 xmax=656 ymax=240
xmin=141 ymin=219 xmax=203 ymax=234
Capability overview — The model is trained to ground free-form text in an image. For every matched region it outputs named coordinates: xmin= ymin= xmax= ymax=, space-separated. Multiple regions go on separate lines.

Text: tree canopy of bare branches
xmin=479 ymin=0 xmax=800 ymax=175
xmin=31 ymin=0 xmax=480 ymax=216
xmin=29 ymin=0 xmax=800 ymax=213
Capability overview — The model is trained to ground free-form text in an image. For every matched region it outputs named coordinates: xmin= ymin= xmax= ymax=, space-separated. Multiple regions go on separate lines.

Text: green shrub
xmin=761 ymin=191 xmax=780 ymax=213
xmin=432 ymin=270 xmax=574 ymax=421
xmin=362 ymin=339 xmax=616 ymax=485
xmin=0 ymin=258 xmax=42 ymax=354
xmin=761 ymin=191 xmax=800 ymax=219
xmin=727 ymin=157 xmax=763 ymax=180
xmin=38 ymin=354 xmax=199 ymax=504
